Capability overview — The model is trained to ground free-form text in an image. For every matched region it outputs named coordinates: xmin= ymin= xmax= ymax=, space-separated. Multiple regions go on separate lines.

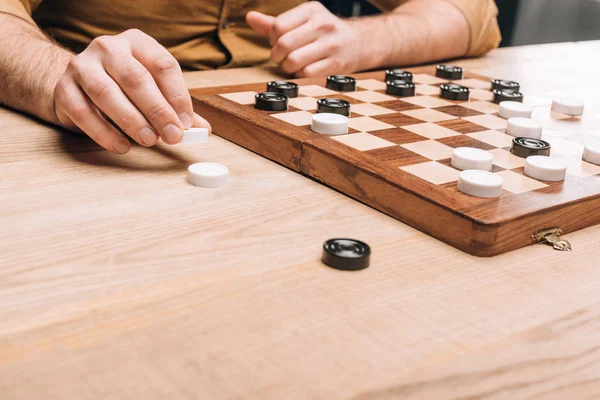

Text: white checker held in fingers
xmin=181 ymin=128 xmax=209 ymax=144
xmin=583 ymin=143 xmax=600 ymax=165
xmin=451 ymin=147 xmax=493 ymax=171
xmin=524 ymin=156 xmax=567 ymax=181
xmin=552 ymin=99 xmax=584 ymax=116
xmin=498 ymin=101 xmax=533 ymax=119
xmin=187 ymin=162 xmax=229 ymax=188
xmin=311 ymin=113 xmax=349 ymax=135
xmin=457 ymin=170 xmax=503 ymax=198
xmin=506 ymin=117 xmax=543 ymax=139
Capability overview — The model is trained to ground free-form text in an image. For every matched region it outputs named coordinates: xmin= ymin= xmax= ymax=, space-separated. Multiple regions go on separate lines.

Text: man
xmin=0 ymin=0 xmax=500 ymax=155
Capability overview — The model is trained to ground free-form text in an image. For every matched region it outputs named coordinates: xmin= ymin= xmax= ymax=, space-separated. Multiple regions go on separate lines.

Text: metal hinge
xmin=532 ymin=228 xmax=572 ymax=251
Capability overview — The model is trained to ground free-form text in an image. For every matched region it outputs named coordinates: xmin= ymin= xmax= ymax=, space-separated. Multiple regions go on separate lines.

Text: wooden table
xmin=2 ymin=42 xmax=600 ymax=399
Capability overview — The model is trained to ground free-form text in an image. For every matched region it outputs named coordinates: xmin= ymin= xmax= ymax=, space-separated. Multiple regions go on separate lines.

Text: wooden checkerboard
xmin=190 ymin=66 xmax=600 ymax=256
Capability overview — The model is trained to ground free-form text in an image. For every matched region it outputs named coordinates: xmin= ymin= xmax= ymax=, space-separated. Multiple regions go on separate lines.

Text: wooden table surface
xmin=2 ymin=41 xmax=600 ymax=399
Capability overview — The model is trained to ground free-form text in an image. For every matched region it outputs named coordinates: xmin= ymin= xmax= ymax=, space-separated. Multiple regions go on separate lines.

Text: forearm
xmin=349 ymin=0 xmax=469 ymax=70
xmin=0 ymin=13 xmax=73 ymax=125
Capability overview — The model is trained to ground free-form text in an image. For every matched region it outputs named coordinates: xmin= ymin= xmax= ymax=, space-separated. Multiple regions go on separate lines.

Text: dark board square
xmin=433 ymin=105 xmax=483 ymax=117
xmin=371 ymin=100 xmax=422 ymax=112
xmin=369 ymin=128 xmax=429 ymax=145
xmin=364 ymin=145 xmax=429 ymax=168
xmin=372 ymin=113 xmax=423 ymax=127
xmin=436 ymin=119 xmax=488 ymax=134
xmin=436 ymin=135 xmax=497 ymax=151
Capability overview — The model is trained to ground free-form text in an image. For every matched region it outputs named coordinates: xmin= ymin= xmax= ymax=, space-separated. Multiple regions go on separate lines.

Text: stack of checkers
xmin=248 ymin=66 xmax=597 ymax=199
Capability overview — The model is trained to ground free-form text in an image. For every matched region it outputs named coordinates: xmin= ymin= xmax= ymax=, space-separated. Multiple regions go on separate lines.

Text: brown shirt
xmin=0 ymin=0 xmax=501 ymax=70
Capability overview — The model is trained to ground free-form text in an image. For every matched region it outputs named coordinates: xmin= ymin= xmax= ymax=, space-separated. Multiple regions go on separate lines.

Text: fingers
xmin=281 ymin=41 xmax=334 ymax=75
xmin=91 ymin=35 xmax=184 ymax=145
xmin=126 ymin=31 xmax=194 ymax=131
xmin=270 ymin=21 xmax=320 ymax=65
xmin=192 ymin=113 xmax=212 ymax=133
xmin=296 ymin=58 xmax=336 ymax=78
xmin=54 ymin=76 xmax=131 ymax=154
xmin=246 ymin=11 xmax=274 ymax=37
xmin=267 ymin=3 xmax=318 ymax=46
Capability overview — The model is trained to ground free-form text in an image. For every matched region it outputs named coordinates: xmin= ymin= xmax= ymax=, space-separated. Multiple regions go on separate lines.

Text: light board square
xmin=564 ymin=159 xmax=600 ymax=177
xmin=412 ymin=74 xmax=448 ymax=85
xmin=270 ymin=111 xmax=314 ymax=126
xmin=299 ymin=85 xmax=338 ymax=97
xmin=467 ymin=130 xmax=514 ymax=148
xmin=401 ymin=161 xmax=460 ymax=184
xmin=470 ymin=89 xmax=495 ymax=102
xmin=547 ymin=138 xmax=584 ymax=157
xmin=402 ymin=123 xmax=460 ymax=140
xmin=454 ymin=79 xmax=491 ymax=89
xmin=288 ymin=96 xmax=318 ymax=111
xmin=351 ymin=103 xmax=396 ymax=117
xmin=415 ymin=85 xmax=440 ymax=96
xmin=348 ymin=116 xmax=395 ymax=132
xmin=401 ymin=140 xmax=454 ymax=160
xmin=464 ymin=114 xmax=507 ymax=130
xmin=495 ymin=170 xmax=548 ymax=194
xmin=461 ymin=101 xmax=500 ymax=114
xmin=523 ymin=94 xmax=553 ymax=107
xmin=332 ymin=132 xmax=396 ymax=151
xmin=220 ymin=91 xmax=257 ymax=105
xmin=356 ymin=79 xmax=387 ymax=91
xmin=401 ymin=109 xmax=457 ymax=123
xmin=489 ymin=148 xmax=526 ymax=169
xmin=401 ymin=96 xmax=453 ymax=109
xmin=345 ymin=90 xmax=396 ymax=103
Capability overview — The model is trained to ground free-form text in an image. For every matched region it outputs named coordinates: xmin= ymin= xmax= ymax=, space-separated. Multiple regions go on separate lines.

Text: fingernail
xmin=179 ymin=113 xmax=193 ymax=129
xmin=163 ymin=123 xmax=183 ymax=144
xmin=113 ymin=140 xmax=130 ymax=154
xmin=139 ymin=127 xmax=158 ymax=145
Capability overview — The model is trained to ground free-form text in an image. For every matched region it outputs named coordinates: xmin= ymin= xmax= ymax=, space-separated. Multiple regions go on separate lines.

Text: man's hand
xmin=246 ymin=2 xmax=364 ymax=78
xmin=54 ymin=29 xmax=210 ymax=154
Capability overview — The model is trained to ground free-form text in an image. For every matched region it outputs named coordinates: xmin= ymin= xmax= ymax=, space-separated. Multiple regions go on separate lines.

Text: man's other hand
xmin=246 ymin=3 xmax=363 ymax=78
xmin=54 ymin=29 xmax=210 ymax=154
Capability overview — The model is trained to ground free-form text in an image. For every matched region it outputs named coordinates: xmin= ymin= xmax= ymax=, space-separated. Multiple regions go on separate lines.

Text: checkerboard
xmin=191 ymin=67 xmax=600 ymax=256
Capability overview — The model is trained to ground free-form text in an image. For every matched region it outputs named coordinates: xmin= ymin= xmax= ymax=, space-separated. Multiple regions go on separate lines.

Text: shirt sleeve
xmin=368 ymin=0 xmax=502 ymax=57
xmin=0 ymin=0 xmax=36 ymax=24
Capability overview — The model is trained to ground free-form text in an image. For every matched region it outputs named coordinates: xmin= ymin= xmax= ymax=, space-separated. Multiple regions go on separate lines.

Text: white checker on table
xmin=288 ymin=97 xmax=318 ymax=111
xmin=299 ymin=85 xmax=338 ymax=97
xmin=332 ymin=132 xmax=395 ymax=151
xmin=345 ymin=90 xmax=396 ymax=103
xmin=488 ymin=148 xmax=526 ymax=169
xmin=415 ymin=85 xmax=440 ymax=96
xmin=348 ymin=116 xmax=395 ymax=132
xmin=464 ymin=114 xmax=507 ymax=130
xmin=498 ymin=101 xmax=533 ymax=119
xmin=220 ymin=91 xmax=257 ymax=105
xmin=402 ymin=122 xmax=460 ymax=140
xmin=356 ymin=79 xmax=387 ymax=91
xmin=495 ymin=170 xmax=548 ymax=194
xmin=401 ymin=96 xmax=453 ymax=109
xmin=467 ymin=130 xmax=514 ymax=148
xmin=351 ymin=103 xmax=396 ymax=117
xmin=454 ymin=79 xmax=491 ymax=89
xmin=401 ymin=161 xmax=460 ymax=185
xmin=401 ymin=109 xmax=456 ymax=123
xmin=412 ymin=74 xmax=448 ymax=85
xmin=401 ymin=140 xmax=454 ymax=160
xmin=270 ymin=111 xmax=314 ymax=126
xmin=469 ymin=89 xmax=495 ymax=102
xmin=461 ymin=101 xmax=500 ymax=114
xmin=187 ymin=162 xmax=229 ymax=188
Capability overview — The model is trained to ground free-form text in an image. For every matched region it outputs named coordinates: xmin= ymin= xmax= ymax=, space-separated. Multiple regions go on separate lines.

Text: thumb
xmin=246 ymin=11 xmax=275 ymax=37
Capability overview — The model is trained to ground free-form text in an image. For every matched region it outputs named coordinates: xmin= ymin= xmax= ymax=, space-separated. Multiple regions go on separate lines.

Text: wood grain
xmin=2 ymin=42 xmax=600 ymax=399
